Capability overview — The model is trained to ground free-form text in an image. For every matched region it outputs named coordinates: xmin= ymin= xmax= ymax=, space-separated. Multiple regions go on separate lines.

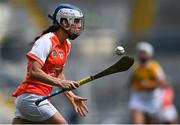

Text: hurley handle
xmin=35 ymin=89 xmax=65 ymax=106
xmin=35 ymin=77 xmax=92 ymax=106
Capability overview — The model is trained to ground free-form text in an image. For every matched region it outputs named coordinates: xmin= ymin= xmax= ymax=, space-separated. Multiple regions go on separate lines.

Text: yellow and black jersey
xmin=130 ymin=59 xmax=165 ymax=91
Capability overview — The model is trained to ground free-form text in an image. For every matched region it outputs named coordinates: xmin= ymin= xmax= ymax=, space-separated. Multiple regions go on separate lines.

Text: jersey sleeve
xmin=156 ymin=66 xmax=166 ymax=80
xmin=26 ymin=37 xmax=52 ymax=66
xmin=153 ymin=63 xmax=166 ymax=81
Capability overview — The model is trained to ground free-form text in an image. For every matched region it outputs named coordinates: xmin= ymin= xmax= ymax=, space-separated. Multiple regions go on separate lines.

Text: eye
xmin=74 ymin=18 xmax=80 ymax=23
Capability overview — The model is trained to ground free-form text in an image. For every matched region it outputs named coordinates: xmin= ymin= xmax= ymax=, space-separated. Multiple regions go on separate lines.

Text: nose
xmin=75 ymin=23 xmax=81 ymax=33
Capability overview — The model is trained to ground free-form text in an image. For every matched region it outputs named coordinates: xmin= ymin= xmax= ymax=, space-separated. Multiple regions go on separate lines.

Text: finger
xmin=79 ymin=107 xmax=86 ymax=117
xmin=65 ymin=84 xmax=74 ymax=90
xmin=63 ymin=86 xmax=68 ymax=90
xmin=74 ymin=82 xmax=80 ymax=87
xmin=70 ymin=82 xmax=77 ymax=89
xmin=64 ymin=85 xmax=71 ymax=91
xmin=82 ymin=103 xmax=89 ymax=112
xmin=80 ymin=104 xmax=88 ymax=115
xmin=74 ymin=105 xmax=78 ymax=113
xmin=77 ymin=108 xmax=83 ymax=117
xmin=79 ymin=98 xmax=87 ymax=101
xmin=75 ymin=96 xmax=87 ymax=101
xmin=73 ymin=81 xmax=80 ymax=88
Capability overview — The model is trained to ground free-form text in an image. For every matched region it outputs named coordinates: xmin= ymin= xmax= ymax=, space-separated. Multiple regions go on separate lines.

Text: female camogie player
xmin=128 ymin=42 xmax=166 ymax=124
xmin=129 ymin=42 xmax=178 ymax=124
xmin=12 ymin=3 xmax=88 ymax=124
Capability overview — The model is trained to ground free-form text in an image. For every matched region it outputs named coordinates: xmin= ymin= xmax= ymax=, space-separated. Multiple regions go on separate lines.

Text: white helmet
xmin=49 ymin=3 xmax=84 ymax=40
xmin=136 ymin=41 xmax=154 ymax=57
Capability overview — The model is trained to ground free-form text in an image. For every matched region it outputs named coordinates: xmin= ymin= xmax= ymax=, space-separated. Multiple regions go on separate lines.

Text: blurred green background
xmin=0 ymin=0 xmax=180 ymax=123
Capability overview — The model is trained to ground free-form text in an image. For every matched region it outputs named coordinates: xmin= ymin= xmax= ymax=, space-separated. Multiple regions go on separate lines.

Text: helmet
xmin=136 ymin=41 xmax=154 ymax=57
xmin=49 ymin=3 xmax=84 ymax=40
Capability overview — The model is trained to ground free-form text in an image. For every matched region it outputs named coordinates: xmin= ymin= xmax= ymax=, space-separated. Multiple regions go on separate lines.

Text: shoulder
xmin=37 ymin=32 xmax=54 ymax=44
xmin=148 ymin=59 xmax=162 ymax=69
xmin=41 ymin=32 xmax=54 ymax=39
xmin=148 ymin=59 xmax=165 ymax=76
xmin=33 ymin=33 xmax=54 ymax=48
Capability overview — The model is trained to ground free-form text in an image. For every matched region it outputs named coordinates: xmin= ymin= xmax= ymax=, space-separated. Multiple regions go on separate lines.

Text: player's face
xmin=138 ymin=50 xmax=149 ymax=63
xmin=70 ymin=19 xmax=82 ymax=34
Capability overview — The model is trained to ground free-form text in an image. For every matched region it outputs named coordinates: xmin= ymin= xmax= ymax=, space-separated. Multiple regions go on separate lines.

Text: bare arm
xmin=29 ymin=60 xmax=79 ymax=90
xmin=58 ymin=72 xmax=76 ymax=99
xmin=58 ymin=72 xmax=89 ymax=117
xmin=140 ymin=79 xmax=166 ymax=89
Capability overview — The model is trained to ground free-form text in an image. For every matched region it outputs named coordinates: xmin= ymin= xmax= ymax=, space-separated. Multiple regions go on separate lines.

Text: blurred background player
xmin=128 ymin=42 xmax=167 ymax=124
xmin=11 ymin=3 xmax=88 ymax=124
xmin=157 ymin=85 xmax=178 ymax=124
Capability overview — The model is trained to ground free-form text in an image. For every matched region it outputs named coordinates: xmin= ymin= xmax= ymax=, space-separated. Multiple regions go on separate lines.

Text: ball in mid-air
xmin=115 ymin=46 xmax=125 ymax=56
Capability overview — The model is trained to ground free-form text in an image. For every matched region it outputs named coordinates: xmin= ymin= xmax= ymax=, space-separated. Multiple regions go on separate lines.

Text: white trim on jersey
xmin=29 ymin=33 xmax=53 ymax=63
xmin=66 ymin=39 xmax=71 ymax=55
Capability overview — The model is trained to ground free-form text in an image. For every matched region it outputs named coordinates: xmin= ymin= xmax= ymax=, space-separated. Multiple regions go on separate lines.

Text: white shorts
xmin=14 ymin=93 xmax=57 ymax=122
xmin=129 ymin=89 xmax=161 ymax=114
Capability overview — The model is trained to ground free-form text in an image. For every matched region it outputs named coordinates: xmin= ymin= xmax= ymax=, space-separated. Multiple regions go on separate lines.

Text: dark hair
xmin=32 ymin=25 xmax=60 ymax=45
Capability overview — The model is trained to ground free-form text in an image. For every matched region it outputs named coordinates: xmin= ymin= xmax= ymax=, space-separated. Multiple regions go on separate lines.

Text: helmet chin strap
xmin=48 ymin=14 xmax=79 ymax=40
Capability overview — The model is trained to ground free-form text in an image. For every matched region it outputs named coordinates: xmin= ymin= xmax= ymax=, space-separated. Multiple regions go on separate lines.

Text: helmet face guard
xmin=69 ymin=17 xmax=84 ymax=40
xmin=62 ymin=16 xmax=84 ymax=40
xmin=50 ymin=3 xmax=84 ymax=40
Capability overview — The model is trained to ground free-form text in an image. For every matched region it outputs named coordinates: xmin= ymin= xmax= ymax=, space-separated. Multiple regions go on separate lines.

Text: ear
xmin=61 ymin=19 xmax=70 ymax=28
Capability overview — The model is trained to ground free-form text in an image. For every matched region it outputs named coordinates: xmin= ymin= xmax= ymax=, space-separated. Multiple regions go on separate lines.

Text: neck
xmin=139 ymin=58 xmax=150 ymax=65
xmin=55 ymin=29 xmax=68 ymax=43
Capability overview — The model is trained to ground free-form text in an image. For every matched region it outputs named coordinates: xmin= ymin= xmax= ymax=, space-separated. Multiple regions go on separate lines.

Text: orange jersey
xmin=12 ymin=32 xmax=71 ymax=96
xmin=130 ymin=60 xmax=165 ymax=91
